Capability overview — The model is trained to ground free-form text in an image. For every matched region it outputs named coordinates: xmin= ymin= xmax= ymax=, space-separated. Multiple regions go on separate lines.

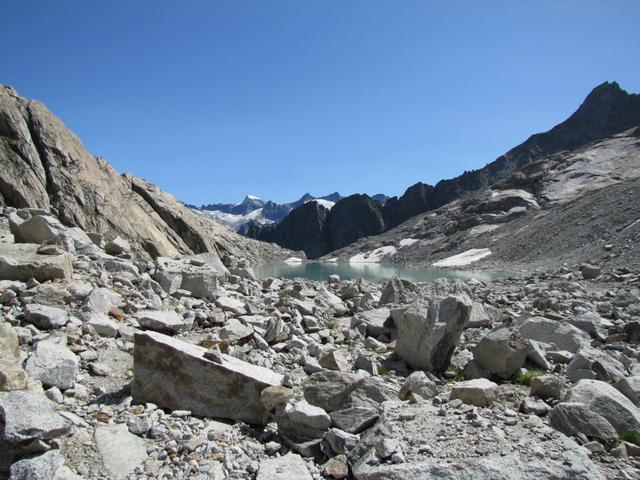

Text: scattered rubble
xmin=0 ymin=205 xmax=639 ymax=479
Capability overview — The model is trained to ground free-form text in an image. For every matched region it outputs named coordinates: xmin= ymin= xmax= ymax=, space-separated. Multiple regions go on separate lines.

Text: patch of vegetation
xmin=377 ymin=365 xmax=391 ymax=376
xmin=622 ymin=431 xmax=640 ymax=446
xmin=325 ymin=321 xmax=336 ymax=329
xmin=514 ymin=369 xmax=544 ymax=386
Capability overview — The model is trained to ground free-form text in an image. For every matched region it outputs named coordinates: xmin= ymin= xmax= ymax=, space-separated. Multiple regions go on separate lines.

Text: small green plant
xmin=377 ymin=365 xmax=391 ymax=376
xmin=622 ymin=431 xmax=640 ymax=446
xmin=325 ymin=321 xmax=336 ymax=330
xmin=514 ymin=369 xmax=544 ymax=386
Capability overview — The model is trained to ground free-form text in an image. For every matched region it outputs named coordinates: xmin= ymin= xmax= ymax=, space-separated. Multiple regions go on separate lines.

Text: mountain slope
xmin=324 ymin=126 xmax=640 ymax=271
xmin=0 ymin=85 xmax=292 ymax=263
xmin=251 ymin=81 xmax=640 ymax=258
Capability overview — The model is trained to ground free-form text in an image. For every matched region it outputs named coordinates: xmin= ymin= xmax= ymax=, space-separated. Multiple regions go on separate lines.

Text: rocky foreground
xmin=1 ymin=207 xmax=640 ymax=480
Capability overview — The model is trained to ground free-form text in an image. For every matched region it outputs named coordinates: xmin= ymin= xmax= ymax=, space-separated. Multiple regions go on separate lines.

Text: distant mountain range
xmin=188 ymin=192 xmax=389 ymax=234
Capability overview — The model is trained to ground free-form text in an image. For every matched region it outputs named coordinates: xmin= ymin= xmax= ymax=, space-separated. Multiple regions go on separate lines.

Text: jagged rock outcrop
xmin=383 ymin=182 xmax=434 ymax=230
xmin=267 ymin=201 xmax=330 ymax=259
xmin=251 ymin=194 xmax=386 ymax=259
xmin=0 ymin=85 xmax=292 ymax=263
xmin=324 ymin=195 xmax=386 ymax=252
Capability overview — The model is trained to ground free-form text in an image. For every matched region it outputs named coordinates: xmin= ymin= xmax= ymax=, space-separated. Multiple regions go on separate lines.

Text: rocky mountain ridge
xmin=250 ymin=81 xmax=640 ymax=259
xmin=191 ymin=193 xmax=343 ymax=234
xmin=326 ymin=126 xmax=640 ymax=271
xmin=0 ymin=85 xmax=293 ymax=265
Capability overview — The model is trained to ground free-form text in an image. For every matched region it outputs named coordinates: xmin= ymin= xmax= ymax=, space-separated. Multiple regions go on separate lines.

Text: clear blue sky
xmin=2 ymin=1 xmax=639 ymax=205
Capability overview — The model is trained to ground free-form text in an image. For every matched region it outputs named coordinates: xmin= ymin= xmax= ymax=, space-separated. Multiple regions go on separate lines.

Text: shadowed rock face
xmin=0 ymin=85 xmax=290 ymax=262
xmin=269 ymin=201 xmax=330 ymax=259
xmin=324 ymin=195 xmax=385 ymax=252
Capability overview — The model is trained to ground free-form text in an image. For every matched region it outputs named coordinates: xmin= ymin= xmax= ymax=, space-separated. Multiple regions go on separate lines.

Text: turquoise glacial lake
xmin=254 ymin=261 xmax=510 ymax=283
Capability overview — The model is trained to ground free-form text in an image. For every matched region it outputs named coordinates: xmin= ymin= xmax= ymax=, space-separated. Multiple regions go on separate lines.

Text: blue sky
xmin=2 ymin=1 xmax=639 ymax=205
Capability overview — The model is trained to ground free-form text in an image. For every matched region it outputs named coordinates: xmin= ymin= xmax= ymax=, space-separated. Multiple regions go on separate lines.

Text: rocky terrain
xmin=325 ymin=125 xmax=640 ymax=272
xmin=1 ymin=83 xmax=640 ymax=480
xmin=251 ymin=81 xmax=640 ymax=259
xmin=0 ymin=85 xmax=293 ymax=265
xmin=1 ymin=205 xmax=640 ymax=480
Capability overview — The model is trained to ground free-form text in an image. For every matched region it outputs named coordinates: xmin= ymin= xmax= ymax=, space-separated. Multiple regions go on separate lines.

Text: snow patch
xmin=398 ymin=238 xmax=419 ymax=248
xmin=194 ymin=208 xmax=274 ymax=231
xmin=349 ymin=246 xmax=397 ymax=264
xmin=323 ymin=257 xmax=338 ymax=263
xmin=432 ymin=248 xmax=492 ymax=267
xmin=306 ymin=199 xmax=335 ymax=210
xmin=284 ymin=257 xmax=303 ymax=264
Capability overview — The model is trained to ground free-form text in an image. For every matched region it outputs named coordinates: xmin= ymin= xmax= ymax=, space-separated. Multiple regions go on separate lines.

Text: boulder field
xmin=0 ymin=205 xmax=639 ymax=479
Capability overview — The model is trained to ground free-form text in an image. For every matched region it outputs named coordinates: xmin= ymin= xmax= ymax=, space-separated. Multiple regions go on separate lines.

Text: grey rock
xmin=468 ymin=302 xmax=493 ymax=328
xmin=580 ymin=264 xmax=601 ymax=279
xmin=472 ymin=327 xmax=527 ymax=379
xmin=391 ymin=280 xmax=472 ymax=372
xmin=398 ymin=371 xmax=438 ymax=400
xmin=567 ymin=312 xmax=603 ymax=334
xmin=325 ymin=427 xmax=360 ymax=454
xmin=23 ymin=304 xmax=69 ymax=329
xmin=181 ymin=270 xmax=219 ymax=299
xmin=85 ymin=313 xmax=120 ymax=338
xmin=517 ymin=316 xmax=589 ymax=353
xmin=350 ymin=376 xmax=400 ymax=409
xmin=352 ymin=307 xmax=392 ymax=338
xmin=530 ymin=374 xmax=564 ymax=400
xmin=219 ymin=318 xmax=253 ymax=343
xmin=276 ymin=400 xmax=331 ymax=439
xmin=81 ymin=287 xmax=122 ymax=316
xmin=303 ymin=371 xmax=364 ymax=412
xmin=566 ymin=346 xmax=627 ymax=383
xmin=104 ymin=236 xmax=131 ymax=255
xmin=94 ymin=423 xmax=147 ymax=480
xmin=0 ymin=389 xmax=70 ymax=443
xmin=319 ymin=349 xmax=351 ymax=372
xmin=9 ymin=450 xmax=65 ymax=480
xmin=450 ymin=378 xmax=497 ymax=407
xmin=330 ymin=406 xmax=380 ymax=434
xmin=0 ymin=322 xmax=28 ymax=391
xmin=566 ymin=379 xmax=640 ymax=435
xmin=0 ymin=243 xmax=72 ymax=282
xmin=24 ymin=340 xmax=78 ymax=390
xmin=256 ymin=453 xmax=312 ymax=480
xmin=215 ymin=296 xmax=247 ymax=315
xmin=520 ymin=397 xmax=550 ymax=415
xmin=135 ymin=309 xmax=186 ymax=334
xmin=549 ymin=402 xmax=618 ymax=443
xmin=132 ymin=331 xmax=283 ymax=424
xmin=616 ymin=375 xmax=640 ymax=405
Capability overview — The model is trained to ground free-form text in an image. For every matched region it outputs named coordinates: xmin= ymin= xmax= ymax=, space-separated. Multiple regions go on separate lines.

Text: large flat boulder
xmin=390 ymin=280 xmax=472 ymax=372
xmin=132 ymin=331 xmax=283 ymax=424
xmin=517 ymin=316 xmax=590 ymax=353
xmin=94 ymin=423 xmax=147 ymax=480
xmin=565 ymin=379 xmax=640 ymax=435
xmin=472 ymin=328 xmax=528 ymax=379
xmin=0 ymin=243 xmax=72 ymax=282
